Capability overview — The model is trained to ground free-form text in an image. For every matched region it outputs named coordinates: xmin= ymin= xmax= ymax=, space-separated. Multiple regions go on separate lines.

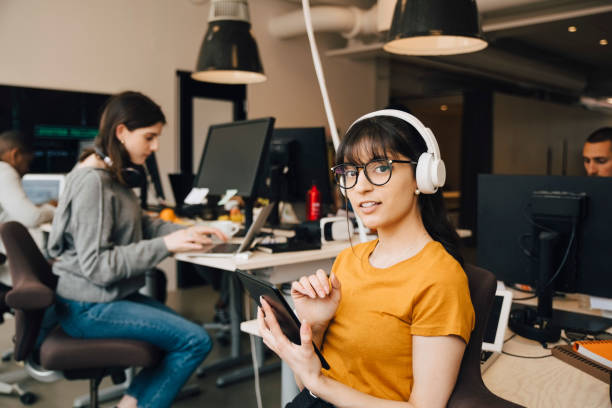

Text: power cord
xmin=501 ymin=351 xmax=552 ymax=359
xmin=245 ymin=296 xmax=263 ymax=408
xmin=538 ymin=220 xmax=577 ymax=292
xmin=501 ymin=333 xmax=551 ymax=358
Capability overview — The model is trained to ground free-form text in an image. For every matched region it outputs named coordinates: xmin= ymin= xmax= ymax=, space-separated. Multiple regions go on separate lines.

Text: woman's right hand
xmin=163 ymin=226 xmax=227 ymax=253
xmin=291 ymin=270 xmax=341 ymax=341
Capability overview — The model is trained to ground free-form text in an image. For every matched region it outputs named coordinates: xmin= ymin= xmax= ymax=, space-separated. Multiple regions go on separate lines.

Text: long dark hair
xmin=336 ymin=116 xmax=463 ymax=265
xmin=80 ymin=91 xmax=165 ymax=185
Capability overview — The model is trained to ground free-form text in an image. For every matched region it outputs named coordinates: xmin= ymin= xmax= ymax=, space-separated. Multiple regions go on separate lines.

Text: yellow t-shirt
xmin=321 ymin=239 xmax=475 ymax=401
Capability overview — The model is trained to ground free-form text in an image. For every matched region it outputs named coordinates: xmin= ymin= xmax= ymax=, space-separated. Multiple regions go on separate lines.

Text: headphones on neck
xmin=344 ymin=109 xmax=446 ymax=195
xmin=94 ymin=147 xmax=145 ymax=188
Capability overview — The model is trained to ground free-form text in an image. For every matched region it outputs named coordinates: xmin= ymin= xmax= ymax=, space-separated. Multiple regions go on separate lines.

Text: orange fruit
xmin=159 ymin=208 xmax=176 ymax=222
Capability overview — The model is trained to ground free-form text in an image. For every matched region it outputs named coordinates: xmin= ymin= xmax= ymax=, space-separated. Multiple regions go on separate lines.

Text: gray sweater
xmin=48 ymin=166 xmax=182 ymax=302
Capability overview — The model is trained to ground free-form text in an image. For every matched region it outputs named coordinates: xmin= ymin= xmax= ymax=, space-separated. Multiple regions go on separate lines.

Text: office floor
xmin=0 ymin=285 xmax=283 ymax=408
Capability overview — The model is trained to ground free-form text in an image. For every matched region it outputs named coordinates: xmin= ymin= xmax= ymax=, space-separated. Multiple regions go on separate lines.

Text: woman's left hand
xmin=257 ymin=297 xmax=323 ymax=390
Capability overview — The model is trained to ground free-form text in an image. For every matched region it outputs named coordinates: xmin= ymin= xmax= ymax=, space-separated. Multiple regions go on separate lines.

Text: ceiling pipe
xmin=481 ymin=0 xmax=612 ymax=32
xmin=268 ymin=4 xmax=378 ymax=39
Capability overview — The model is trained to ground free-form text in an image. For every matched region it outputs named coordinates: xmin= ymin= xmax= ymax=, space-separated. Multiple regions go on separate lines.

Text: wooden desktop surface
xmin=482 ymin=291 xmax=611 ymax=408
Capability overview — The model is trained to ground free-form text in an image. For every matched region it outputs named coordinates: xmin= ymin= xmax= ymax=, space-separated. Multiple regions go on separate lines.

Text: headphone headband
xmin=348 ymin=109 xmax=441 ymax=160
xmin=94 ymin=146 xmax=114 ymax=167
xmin=94 ymin=146 xmax=144 ymax=189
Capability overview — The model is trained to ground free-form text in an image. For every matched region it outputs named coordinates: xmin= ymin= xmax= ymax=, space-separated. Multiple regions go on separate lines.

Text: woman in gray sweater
xmin=48 ymin=91 xmax=225 ymax=408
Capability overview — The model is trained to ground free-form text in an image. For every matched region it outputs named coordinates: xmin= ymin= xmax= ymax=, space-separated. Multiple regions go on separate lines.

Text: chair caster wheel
xmin=20 ymin=391 xmax=37 ymax=405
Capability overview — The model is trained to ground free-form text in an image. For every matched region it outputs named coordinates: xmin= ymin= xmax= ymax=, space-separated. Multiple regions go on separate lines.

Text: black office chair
xmin=0 ymin=221 xmax=162 ymax=408
xmin=447 ymin=264 xmax=525 ymax=408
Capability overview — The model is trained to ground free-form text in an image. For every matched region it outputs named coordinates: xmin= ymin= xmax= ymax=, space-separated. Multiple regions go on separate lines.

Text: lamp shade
xmin=384 ymin=0 xmax=487 ymax=56
xmin=191 ymin=1 xmax=266 ymax=84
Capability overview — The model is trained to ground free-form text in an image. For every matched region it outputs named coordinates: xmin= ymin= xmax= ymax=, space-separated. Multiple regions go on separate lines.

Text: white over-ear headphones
xmin=344 ymin=109 xmax=446 ymax=195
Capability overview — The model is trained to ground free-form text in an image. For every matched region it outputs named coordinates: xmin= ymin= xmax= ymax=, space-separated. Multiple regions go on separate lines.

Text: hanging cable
xmin=245 ymin=296 xmax=263 ymax=408
xmin=301 ymin=0 xmax=368 ymax=242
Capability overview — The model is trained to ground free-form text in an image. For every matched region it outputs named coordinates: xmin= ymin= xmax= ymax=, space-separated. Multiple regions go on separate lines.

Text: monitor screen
xmin=194 ymin=118 xmax=275 ymax=198
xmin=477 ymin=174 xmax=612 ymax=299
xmin=258 ymin=127 xmax=333 ymax=205
xmin=22 ymin=174 xmax=66 ymax=205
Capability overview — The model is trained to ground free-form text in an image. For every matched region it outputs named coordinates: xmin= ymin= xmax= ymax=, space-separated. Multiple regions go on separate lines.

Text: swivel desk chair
xmin=0 ymin=221 xmax=162 ymax=408
xmin=447 ymin=264 xmax=525 ymax=408
xmin=0 ymin=254 xmax=37 ymax=405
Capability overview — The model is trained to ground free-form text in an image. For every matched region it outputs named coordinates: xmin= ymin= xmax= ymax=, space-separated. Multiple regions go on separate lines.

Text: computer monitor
xmin=261 ymin=127 xmax=332 ymax=204
xmin=195 ymin=118 xmax=275 ymax=196
xmin=258 ymin=127 xmax=333 ymax=224
xmin=477 ymin=174 xmax=612 ymax=342
xmin=194 ymin=118 xmax=275 ymax=227
xmin=22 ymin=174 xmax=66 ymax=205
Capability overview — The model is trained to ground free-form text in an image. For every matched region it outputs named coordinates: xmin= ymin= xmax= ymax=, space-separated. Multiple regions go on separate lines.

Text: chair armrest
xmin=6 ymin=282 xmax=54 ymax=310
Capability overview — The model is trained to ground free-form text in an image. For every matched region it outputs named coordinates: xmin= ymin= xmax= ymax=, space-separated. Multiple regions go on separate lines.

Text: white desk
xmin=176 ymin=240 xmax=351 ymax=394
xmin=176 ymin=240 xmax=351 ymax=284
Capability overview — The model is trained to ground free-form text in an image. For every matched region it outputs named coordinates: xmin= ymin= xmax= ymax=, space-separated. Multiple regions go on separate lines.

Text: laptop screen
xmin=22 ymin=174 xmax=66 ymax=205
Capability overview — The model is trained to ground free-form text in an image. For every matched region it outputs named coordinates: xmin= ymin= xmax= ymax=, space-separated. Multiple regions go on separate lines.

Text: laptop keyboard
xmin=207 ymin=243 xmax=241 ymax=253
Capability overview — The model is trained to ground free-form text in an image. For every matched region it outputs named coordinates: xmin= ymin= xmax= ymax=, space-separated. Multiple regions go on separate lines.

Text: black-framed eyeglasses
xmin=330 ymin=159 xmax=416 ymax=190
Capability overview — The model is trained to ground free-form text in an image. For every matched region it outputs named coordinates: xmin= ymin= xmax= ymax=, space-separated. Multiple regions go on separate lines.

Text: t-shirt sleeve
xmin=410 ymin=269 xmax=475 ymax=344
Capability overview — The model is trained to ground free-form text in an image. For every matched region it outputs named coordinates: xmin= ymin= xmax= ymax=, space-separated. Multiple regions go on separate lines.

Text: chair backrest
xmin=447 ymin=264 xmax=524 ymax=408
xmin=459 ymin=264 xmax=497 ymax=381
xmin=0 ymin=221 xmax=56 ymax=361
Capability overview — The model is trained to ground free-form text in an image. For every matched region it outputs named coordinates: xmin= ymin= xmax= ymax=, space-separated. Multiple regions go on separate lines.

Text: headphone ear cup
xmin=122 ymin=167 xmax=144 ymax=188
xmin=431 ymin=159 xmax=446 ymax=188
xmin=416 ymin=153 xmax=436 ymax=194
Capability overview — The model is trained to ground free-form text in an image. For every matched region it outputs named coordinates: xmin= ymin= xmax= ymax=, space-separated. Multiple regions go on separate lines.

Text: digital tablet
xmin=482 ymin=286 xmax=513 ymax=353
xmin=236 ymin=270 xmax=330 ymax=370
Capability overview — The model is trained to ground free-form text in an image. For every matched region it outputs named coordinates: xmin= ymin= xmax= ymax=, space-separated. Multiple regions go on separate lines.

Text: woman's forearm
xmin=309 ymin=375 xmax=413 ymax=408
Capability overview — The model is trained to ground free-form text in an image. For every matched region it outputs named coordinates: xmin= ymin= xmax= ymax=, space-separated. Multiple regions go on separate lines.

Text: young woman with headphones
xmin=47 ymin=91 xmax=227 ymax=408
xmin=257 ymin=110 xmax=475 ymax=408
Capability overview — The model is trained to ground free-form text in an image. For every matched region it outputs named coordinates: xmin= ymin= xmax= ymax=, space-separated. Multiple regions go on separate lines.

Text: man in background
xmin=0 ymin=130 xmax=55 ymax=286
xmin=583 ymin=127 xmax=612 ymax=177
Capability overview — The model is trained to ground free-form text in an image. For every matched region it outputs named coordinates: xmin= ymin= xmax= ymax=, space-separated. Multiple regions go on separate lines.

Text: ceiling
xmin=282 ymin=0 xmax=612 ymax=100
xmin=484 ymin=6 xmax=612 ymax=97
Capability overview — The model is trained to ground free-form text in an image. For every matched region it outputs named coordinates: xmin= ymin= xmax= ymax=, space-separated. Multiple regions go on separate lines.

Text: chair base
xmin=72 ymin=370 xmax=202 ymax=408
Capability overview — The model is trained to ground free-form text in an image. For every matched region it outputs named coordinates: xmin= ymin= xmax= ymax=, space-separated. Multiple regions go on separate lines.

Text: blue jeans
xmin=54 ymin=293 xmax=212 ymax=408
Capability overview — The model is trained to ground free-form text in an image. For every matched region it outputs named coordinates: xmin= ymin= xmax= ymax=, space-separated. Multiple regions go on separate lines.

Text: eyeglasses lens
xmin=334 ymin=160 xmax=392 ymax=188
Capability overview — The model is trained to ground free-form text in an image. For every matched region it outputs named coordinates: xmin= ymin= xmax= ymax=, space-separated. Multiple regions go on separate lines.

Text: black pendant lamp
xmin=384 ymin=0 xmax=487 ymax=56
xmin=192 ymin=0 xmax=266 ymax=84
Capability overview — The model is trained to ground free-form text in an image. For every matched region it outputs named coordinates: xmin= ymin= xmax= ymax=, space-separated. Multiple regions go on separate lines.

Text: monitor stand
xmin=509 ymin=231 xmax=612 ymax=343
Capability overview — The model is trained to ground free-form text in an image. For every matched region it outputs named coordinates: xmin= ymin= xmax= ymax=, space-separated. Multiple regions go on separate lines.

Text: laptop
xmin=22 ymin=174 xmax=66 ymax=205
xmin=186 ymin=203 xmax=274 ymax=258
xmin=481 ymin=283 xmax=513 ymax=373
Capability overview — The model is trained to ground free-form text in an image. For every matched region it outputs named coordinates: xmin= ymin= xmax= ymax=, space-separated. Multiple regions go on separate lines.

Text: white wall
xmin=493 ymin=93 xmax=612 ymax=176
xmin=0 ymin=0 xmax=378 ymax=288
